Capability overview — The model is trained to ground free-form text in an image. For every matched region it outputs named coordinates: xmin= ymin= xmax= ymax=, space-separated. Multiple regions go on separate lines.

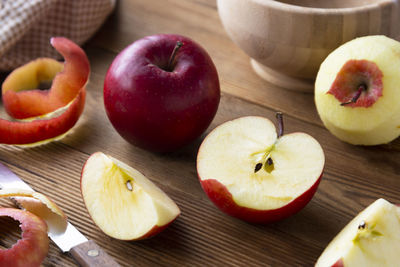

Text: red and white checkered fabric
xmin=0 ymin=0 xmax=115 ymax=71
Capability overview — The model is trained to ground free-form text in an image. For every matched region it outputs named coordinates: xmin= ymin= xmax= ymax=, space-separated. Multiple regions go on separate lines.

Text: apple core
xmin=327 ymin=59 xmax=383 ymax=108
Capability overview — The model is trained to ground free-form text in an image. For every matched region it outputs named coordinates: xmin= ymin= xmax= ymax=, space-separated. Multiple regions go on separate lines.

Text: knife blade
xmin=0 ymin=162 xmax=121 ymax=267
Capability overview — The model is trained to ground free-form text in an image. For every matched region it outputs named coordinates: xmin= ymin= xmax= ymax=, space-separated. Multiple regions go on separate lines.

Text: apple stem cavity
xmin=167 ymin=41 xmax=183 ymax=72
xmin=340 ymin=83 xmax=367 ymax=106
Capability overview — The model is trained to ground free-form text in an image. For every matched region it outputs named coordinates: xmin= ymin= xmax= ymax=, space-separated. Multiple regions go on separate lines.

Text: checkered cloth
xmin=0 ymin=0 xmax=115 ymax=71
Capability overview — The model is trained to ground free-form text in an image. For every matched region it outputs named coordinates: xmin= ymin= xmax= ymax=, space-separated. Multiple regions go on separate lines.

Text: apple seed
xmin=358 ymin=220 xmax=366 ymax=230
xmin=126 ymin=180 xmax=133 ymax=191
xmin=254 ymin=163 xmax=263 ymax=173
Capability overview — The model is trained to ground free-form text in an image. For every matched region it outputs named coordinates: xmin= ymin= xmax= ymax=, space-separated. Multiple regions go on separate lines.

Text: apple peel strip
xmin=0 ymin=208 xmax=49 ymax=267
xmin=0 ymin=37 xmax=90 ymax=146
xmin=0 ymin=188 xmax=68 ymax=234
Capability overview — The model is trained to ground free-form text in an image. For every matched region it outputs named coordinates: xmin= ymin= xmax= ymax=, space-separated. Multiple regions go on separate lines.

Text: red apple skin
xmin=135 ymin=220 xmax=177 ymax=240
xmin=3 ymin=37 xmax=90 ymax=119
xmin=0 ymin=208 xmax=49 ymax=267
xmin=104 ymin=34 xmax=220 ymax=153
xmin=331 ymin=259 xmax=344 ymax=267
xmin=0 ymin=88 xmax=85 ymax=144
xmin=199 ymin=174 xmax=322 ymax=223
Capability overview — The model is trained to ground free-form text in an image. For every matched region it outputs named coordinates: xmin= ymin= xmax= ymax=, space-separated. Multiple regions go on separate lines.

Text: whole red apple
xmin=104 ymin=34 xmax=220 ymax=152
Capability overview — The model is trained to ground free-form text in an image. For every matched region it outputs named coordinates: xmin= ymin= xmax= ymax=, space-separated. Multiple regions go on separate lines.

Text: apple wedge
xmin=81 ymin=152 xmax=180 ymax=240
xmin=197 ymin=114 xmax=325 ymax=223
xmin=316 ymin=198 xmax=400 ymax=267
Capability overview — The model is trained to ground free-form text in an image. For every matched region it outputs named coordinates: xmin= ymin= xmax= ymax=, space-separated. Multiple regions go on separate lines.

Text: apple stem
xmin=167 ymin=41 xmax=183 ymax=71
xmin=276 ymin=112 xmax=284 ymax=138
xmin=340 ymin=84 xmax=367 ymax=106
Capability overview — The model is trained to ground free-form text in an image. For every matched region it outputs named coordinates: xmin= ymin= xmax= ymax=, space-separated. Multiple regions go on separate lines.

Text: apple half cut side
xmin=0 ymin=208 xmax=49 ymax=267
xmin=197 ymin=115 xmax=325 ymax=223
xmin=81 ymin=152 xmax=181 ymax=240
xmin=316 ymin=198 xmax=400 ymax=267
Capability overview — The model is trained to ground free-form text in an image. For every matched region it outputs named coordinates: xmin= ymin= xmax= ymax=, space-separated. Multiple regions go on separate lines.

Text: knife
xmin=0 ymin=162 xmax=121 ymax=267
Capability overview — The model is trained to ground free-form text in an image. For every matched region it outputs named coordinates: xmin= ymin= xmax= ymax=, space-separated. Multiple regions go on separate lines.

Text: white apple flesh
xmin=316 ymin=198 xmax=400 ymax=267
xmin=197 ymin=116 xmax=325 ymax=223
xmin=315 ymin=35 xmax=400 ymax=145
xmin=81 ymin=152 xmax=180 ymax=240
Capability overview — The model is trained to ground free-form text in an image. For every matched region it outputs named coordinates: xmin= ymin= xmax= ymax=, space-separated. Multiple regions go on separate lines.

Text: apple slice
xmin=315 ymin=35 xmax=400 ymax=145
xmin=316 ymin=198 xmax=400 ymax=267
xmin=81 ymin=152 xmax=180 ymax=240
xmin=0 ymin=208 xmax=49 ymax=267
xmin=197 ymin=114 xmax=325 ymax=223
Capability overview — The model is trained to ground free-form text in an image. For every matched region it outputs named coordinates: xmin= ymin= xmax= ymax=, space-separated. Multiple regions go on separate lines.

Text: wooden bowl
xmin=217 ymin=0 xmax=400 ymax=92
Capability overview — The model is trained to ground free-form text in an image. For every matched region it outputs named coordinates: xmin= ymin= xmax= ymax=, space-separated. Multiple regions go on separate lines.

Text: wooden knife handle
xmin=70 ymin=240 xmax=121 ymax=267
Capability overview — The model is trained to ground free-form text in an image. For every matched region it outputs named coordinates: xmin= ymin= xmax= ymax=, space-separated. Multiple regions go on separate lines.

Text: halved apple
xmin=316 ymin=198 xmax=400 ymax=267
xmin=81 ymin=152 xmax=180 ymax=240
xmin=197 ymin=115 xmax=325 ymax=223
xmin=0 ymin=208 xmax=49 ymax=267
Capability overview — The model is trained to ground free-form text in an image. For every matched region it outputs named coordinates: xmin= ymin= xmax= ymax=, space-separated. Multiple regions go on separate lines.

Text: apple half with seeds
xmin=197 ymin=114 xmax=325 ymax=223
xmin=316 ymin=198 xmax=400 ymax=267
xmin=81 ymin=152 xmax=180 ymax=240
xmin=315 ymin=35 xmax=400 ymax=145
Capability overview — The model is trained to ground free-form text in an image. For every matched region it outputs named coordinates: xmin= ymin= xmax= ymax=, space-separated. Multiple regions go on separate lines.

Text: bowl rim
xmin=251 ymin=0 xmax=397 ymax=14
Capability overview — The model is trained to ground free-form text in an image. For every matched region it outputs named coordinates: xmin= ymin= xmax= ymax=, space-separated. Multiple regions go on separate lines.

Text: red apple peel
xmin=200 ymin=175 xmax=322 ymax=223
xmin=2 ymin=37 xmax=90 ymax=119
xmin=0 ymin=208 xmax=49 ymax=267
xmin=0 ymin=37 xmax=89 ymax=145
xmin=327 ymin=59 xmax=383 ymax=108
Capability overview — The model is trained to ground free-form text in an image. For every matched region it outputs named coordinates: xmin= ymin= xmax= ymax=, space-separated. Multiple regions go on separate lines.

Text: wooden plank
xmin=0 ymin=53 xmax=399 ymax=265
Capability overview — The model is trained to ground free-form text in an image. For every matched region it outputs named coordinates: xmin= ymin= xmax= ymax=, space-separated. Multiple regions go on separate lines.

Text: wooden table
xmin=1 ymin=0 xmax=400 ymax=266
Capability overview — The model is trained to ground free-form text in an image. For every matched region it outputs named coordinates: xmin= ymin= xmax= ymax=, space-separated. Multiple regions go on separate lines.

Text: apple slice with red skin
xmin=0 ymin=208 xmax=49 ymax=267
xmin=2 ymin=37 xmax=90 ymax=119
xmin=81 ymin=152 xmax=180 ymax=240
xmin=0 ymin=37 xmax=89 ymax=145
xmin=197 ymin=114 xmax=324 ymax=223
xmin=316 ymin=199 xmax=400 ymax=266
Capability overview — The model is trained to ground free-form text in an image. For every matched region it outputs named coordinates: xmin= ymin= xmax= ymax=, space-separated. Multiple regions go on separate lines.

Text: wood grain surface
xmin=1 ymin=0 xmax=400 ymax=266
